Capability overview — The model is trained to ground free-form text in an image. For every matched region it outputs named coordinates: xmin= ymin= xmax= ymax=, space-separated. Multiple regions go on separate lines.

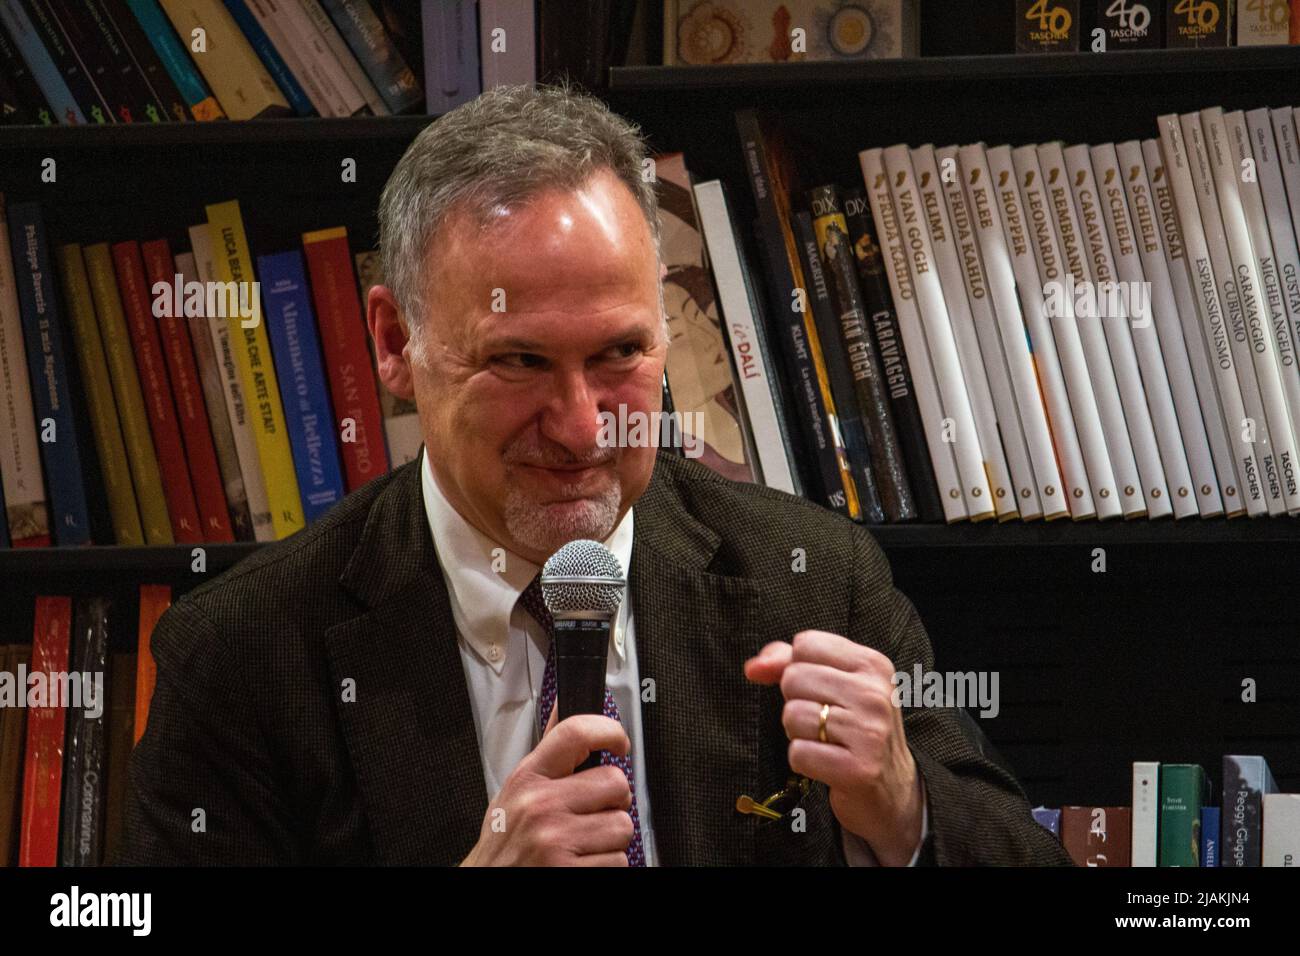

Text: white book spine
xmin=1226 ymin=110 xmax=1300 ymax=511
xmin=860 ymin=147 xmax=967 ymax=521
xmin=1089 ymin=142 xmax=1194 ymax=517
xmin=1261 ymin=793 xmax=1300 ymax=867
xmin=1145 ymin=136 xmax=1243 ymax=514
xmin=1276 ymin=108 xmax=1300 ymax=286
xmin=188 ymin=224 xmax=275 ymax=542
xmin=299 ymin=0 xmax=388 ymax=115
xmin=1131 ymin=761 xmax=1160 ymax=868
xmin=912 ymin=144 xmax=1017 ymax=519
xmin=263 ymin=0 xmax=353 ymax=116
xmin=883 ymin=144 xmax=995 ymax=519
xmin=1162 ymin=113 xmax=1268 ymax=515
xmin=961 ymin=143 xmax=1069 ymax=519
xmin=1252 ymin=109 xmax=1300 ymax=419
xmin=693 ymin=180 xmax=798 ymax=495
xmin=1120 ymin=139 xmax=1225 ymax=517
xmin=1201 ymin=107 xmax=1299 ymax=513
xmin=1039 ymin=141 xmax=1147 ymax=518
xmin=478 ymin=0 xmax=536 ymax=87
xmin=937 ymin=144 xmax=1041 ymax=517
xmin=1004 ymin=144 xmax=1110 ymax=517
xmin=245 ymin=0 xmax=330 ymax=115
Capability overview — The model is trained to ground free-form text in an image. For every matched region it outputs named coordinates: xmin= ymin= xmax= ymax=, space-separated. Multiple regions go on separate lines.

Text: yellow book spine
xmin=82 ymin=243 xmax=173 ymax=545
xmin=205 ymin=199 xmax=305 ymax=538
xmin=56 ymin=244 xmax=145 ymax=546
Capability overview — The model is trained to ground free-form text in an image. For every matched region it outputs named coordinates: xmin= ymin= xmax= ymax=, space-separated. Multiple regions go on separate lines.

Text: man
xmin=121 ymin=84 xmax=1072 ymax=866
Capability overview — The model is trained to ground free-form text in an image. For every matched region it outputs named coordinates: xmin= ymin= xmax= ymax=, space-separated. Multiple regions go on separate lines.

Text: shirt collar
xmin=420 ymin=447 xmax=634 ymax=673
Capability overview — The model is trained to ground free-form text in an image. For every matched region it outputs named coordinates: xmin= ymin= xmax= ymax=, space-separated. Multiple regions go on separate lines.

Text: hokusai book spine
xmin=257 ymin=248 xmax=347 ymax=523
xmin=842 ymin=186 xmax=945 ymax=521
xmin=810 ymin=183 xmax=917 ymax=521
xmin=60 ymin=596 xmax=110 ymax=866
xmin=205 ymin=199 xmax=305 ymax=538
xmin=1119 ymin=139 xmax=1226 ymax=518
xmin=19 ymin=595 xmax=72 ymax=867
xmin=6 ymin=199 xmax=92 ymax=544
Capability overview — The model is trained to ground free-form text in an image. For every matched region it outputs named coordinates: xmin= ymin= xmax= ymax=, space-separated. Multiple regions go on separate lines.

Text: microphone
xmin=540 ymin=539 xmax=626 ymax=771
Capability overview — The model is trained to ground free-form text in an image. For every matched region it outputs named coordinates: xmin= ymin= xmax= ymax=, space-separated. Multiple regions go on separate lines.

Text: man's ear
xmin=367 ymin=284 xmax=416 ymax=401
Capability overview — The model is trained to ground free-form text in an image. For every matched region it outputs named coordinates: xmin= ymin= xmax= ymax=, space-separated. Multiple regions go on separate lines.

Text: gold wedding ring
xmin=818 ymin=702 xmax=830 ymax=743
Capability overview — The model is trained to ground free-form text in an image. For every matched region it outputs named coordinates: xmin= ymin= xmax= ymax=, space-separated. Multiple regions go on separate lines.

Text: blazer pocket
xmin=751 ymin=784 xmax=842 ymax=866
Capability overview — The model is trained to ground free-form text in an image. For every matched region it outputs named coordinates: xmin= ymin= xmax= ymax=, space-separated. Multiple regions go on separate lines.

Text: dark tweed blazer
xmin=120 ymin=450 xmax=1074 ymax=866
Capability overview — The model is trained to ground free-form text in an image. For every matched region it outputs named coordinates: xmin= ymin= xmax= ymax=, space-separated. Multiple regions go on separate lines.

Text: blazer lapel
xmin=632 ymin=459 xmax=767 ymax=866
xmin=325 ymin=460 xmax=488 ymax=865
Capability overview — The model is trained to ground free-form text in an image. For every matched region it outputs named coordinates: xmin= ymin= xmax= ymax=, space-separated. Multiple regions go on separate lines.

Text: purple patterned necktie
xmin=519 ymin=573 xmax=646 ymax=866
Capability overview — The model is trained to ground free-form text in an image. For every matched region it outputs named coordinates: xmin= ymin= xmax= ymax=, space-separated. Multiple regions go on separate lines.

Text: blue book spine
xmin=221 ymin=0 xmax=313 ymax=116
xmin=257 ymin=250 xmax=346 ymax=524
xmin=0 ymin=0 xmax=83 ymax=123
xmin=321 ymin=0 xmax=422 ymax=114
xmin=1201 ymin=807 xmax=1219 ymax=867
xmin=1032 ymin=807 xmax=1060 ymax=837
xmin=7 ymin=202 xmax=91 ymax=545
xmin=421 ymin=0 xmax=478 ymax=113
xmin=124 ymin=0 xmax=217 ymax=115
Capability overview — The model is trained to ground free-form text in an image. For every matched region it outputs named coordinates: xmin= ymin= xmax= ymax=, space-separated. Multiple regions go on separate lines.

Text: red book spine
xmin=140 ymin=239 xmax=235 ymax=543
xmin=19 ymin=595 xmax=72 ymax=867
xmin=110 ymin=240 xmax=203 ymax=544
xmin=302 ymin=232 xmax=389 ymax=491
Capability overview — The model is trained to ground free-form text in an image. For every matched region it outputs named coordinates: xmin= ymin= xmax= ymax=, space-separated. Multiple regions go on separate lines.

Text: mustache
xmin=502 ymin=442 xmax=617 ymax=469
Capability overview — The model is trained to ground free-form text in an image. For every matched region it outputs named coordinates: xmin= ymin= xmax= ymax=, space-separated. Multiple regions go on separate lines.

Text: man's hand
xmin=744 ymin=630 xmax=924 ymax=866
xmin=460 ymin=709 xmax=635 ymax=866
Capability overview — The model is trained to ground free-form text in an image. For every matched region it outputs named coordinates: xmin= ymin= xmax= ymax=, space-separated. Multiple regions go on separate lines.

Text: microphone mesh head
xmin=540 ymin=539 xmax=626 ymax=614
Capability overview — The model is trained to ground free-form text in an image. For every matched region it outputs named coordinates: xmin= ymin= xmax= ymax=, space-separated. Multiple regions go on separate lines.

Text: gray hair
xmin=378 ymin=82 xmax=664 ymax=336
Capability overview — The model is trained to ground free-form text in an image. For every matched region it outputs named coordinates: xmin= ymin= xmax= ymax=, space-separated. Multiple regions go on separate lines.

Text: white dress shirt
xmin=420 ymin=448 xmax=925 ymax=865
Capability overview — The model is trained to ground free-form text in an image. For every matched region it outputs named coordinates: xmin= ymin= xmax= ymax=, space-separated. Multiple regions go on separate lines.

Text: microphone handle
xmin=552 ymin=616 xmax=612 ymax=772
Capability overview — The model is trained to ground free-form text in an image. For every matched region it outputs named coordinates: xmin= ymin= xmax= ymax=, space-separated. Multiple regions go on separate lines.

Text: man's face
xmin=399 ymin=169 xmax=667 ymax=565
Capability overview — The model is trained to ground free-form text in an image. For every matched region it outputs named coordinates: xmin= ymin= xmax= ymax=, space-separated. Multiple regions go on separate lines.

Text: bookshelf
xmin=3 ymin=44 xmax=1299 ymax=811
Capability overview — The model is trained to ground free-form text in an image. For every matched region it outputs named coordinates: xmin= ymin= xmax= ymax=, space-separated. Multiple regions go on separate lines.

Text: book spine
xmin=958 ymin=144 xmax=1068 ymax=519
xmin=141 ymin=239 xmax=235 ymax=542
xmin=1132 ymin=760 xmax=1160 ymax=867
xmin=477 ymin=0 xmax=534 ymax=88
xmin=222 ymin=0 xmax=314 ymax=115
xmin=0 ymin=1 xmax=83 ymax=121
xmin=842 ymin=187 xmax=946 ymax=521
xmin=133 ymin=584 xmax=170 ymax=745
xmin=82 ymin=0 xmax=169 ymax=122
xmin=1011 ymin=144 xmax=1119 ymax=519
xmin=158 ymin=0 xmax=290 ymax=119
xmin=123 ymin=0 xmax=224 ymax=119
xmin=19 ymin=0 xmax=109 ymax=121
xmin=420 ymin=0 xmax=478 ymax=114
xmin=861 ymin=147 xmax=967 ymax=522
xmin=1201 ymin=807 xmax=1220 ymax=866
xmin=1222 ymin=754 xmax=1274 ymax=867
xmin=256 ymin=249 xmax=347 ymax=523
xmin=1039 ymin=141 xmax=1147 ymax=518
xmin=82 ymin=242 xmax=174 ymax=544
xmin=794 ymin=209 xmax=882 ymax=522
xmin=1262 ymin=794 xmax=1300 ymax=867
xmin=809 ymin=184 xmax=917 ymax=521
xmin=910 ymin=146 xmax=1017 ymax=519
xmin=319 ymin=0 xmax=420 ymax=114
xmin=111 ymin=240 xmax=204 ymax=543
xmin=102 ymin=649 xmax=136 ymax=863
xmin=1226 ymin=110 xmax=1300 ymax=508
xmin=59 ymin=0 xmax=146 ymax=123
xmin=268 ymin=0 xmax=360 ymax=115
xmin=1166 ymin=112 xmax=1270 ymax=515
xmin=243 ymin=0 xmax=334 ymax=115
xmin=1201 ymin=107 xmax=1300 ymax=513
xmin=1159 ymin=764 xmax=1209 ymax=867
xmin=96 ymin=0 xmax=184 ymax=121
xmin=20 ymin=595 xmax=72 ymax=867
xmin=1120 ymin=139 xmax=1226 ymax=518
xmin=56 ymin=243 xmax=144 ymax=545
xmin=1146 ymin=135 xmax=1244 ymax=514
xmin=7 ymin=200 xmax=92 ymax=544
xmin=174 ymin=249 xmax=254 ymax=540
xmin=0 ymin=193 xmax=50 ymax=545
xmin=298 ymin=0 xmax=384 ymax=114
xmin=301 ymin=227 xmax=389 ymax=491
xmin=205 ymin=200 xmax=305 ymax=538
xmin=0 ymin=11 xmax=54 ymax=123
xmin=189 ymin=223 xmax=273 ymax=541
xmin=1083 ymin=142 xmax=1191 ymax=516
xmin=60 ymin=595 xmax=109 ymax=866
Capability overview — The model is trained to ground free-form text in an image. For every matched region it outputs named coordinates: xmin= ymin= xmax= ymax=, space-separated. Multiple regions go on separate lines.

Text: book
xmin=1201 ymin=806 xmax=1220 ymax=866
xmin=1061 ymin=806 xmax=1132 ymax=866
xmin=298 ymin=0 xmax=386 ymax=116
xmin=0 ymin=0 xmax=84 ymax=122
xmin=1016 ymin=0 xmax=1080 ymax=51
xmin=1262 ymin=793 xmax=1300 ymax=867
xmin=19 ymin=595 xmax=72 ymax=867
xmin=1166 ymin=0 xmax=1233 ymax=46
xmin=0 ymin=10 xmax=55 ymax=124
xmin=419 ymin=0 xmax=478 ymax=114
xmin=1236 ymin=0 xmax=1289 ymax=44
xmin=6 ymin=198 xmax=93 ymax=544
xmin=1222 ymin=753 xmax=1278 ymax=867
xmin=97 ymin=0 xmax=189 ymax=122
xmin=59 ymin=595 xmax=109 ymax=866
xmin=319 ymin=0 xmax=420 ymax=114
xmin=21 ymin=0 xmax=111 ymax=122
xmin=0 ymin=644 xmax=30 ymax=865
xmin=123 ymin=0 xmax=224 ymax=119
xmin=300 ymin=230 xmax=390 ymax=487
xmin=351 ymin=248 xmax=415 ymax=471
xmin=1094 ymin=0 xmax=1162 ymax=48
xmin=1159 ymin=763 xmax=1211 ymax=867
xmin=133 ymin=584 xmax=170 ymax=745
xmin=476 ymin=0 xmax=535 ymax=88
xmin=102 ymin=649 xmax=136 ymax=864
xmin=693 ymin=179 xmax=801 ymax=495
xmin=259 ymin=0 xmax=361 ymax=116
xmin=1032 ymin=806 xmax=1061 ymax=836
xmin=257 ymin=248 xmax=347 ymax=522
xmin=206 ymin=199 xmax=305 ymax=538
xmin=0 ymin=192 xmax=49 ymax=545
xmin=61 ymin=0 xmax=157 ymax=123
xmin=1132 ymin=760 xmax=1160 ymax=867
xmin=222 ymin=0 xmax=315 ymax=116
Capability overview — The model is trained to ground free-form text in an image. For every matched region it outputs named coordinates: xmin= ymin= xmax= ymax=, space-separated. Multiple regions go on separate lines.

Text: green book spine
xmin=57 ymin=244 xmax=144 ymax=545
xmin=1159 ymin=764 xmax=1211 ymax=867
xmin=83 ymin=242 xmax=173 ymax=544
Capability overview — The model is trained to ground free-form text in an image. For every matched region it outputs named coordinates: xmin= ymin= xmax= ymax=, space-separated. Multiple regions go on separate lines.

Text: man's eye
xmin=493 ymin=353 xmax=546 ymax=369
xmin=604 ymin=343 xmax=642 ymax=361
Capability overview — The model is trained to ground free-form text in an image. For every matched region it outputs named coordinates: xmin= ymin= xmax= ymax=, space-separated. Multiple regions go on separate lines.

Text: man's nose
xmin=539 ymin=368 xmax=606 ymax=454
